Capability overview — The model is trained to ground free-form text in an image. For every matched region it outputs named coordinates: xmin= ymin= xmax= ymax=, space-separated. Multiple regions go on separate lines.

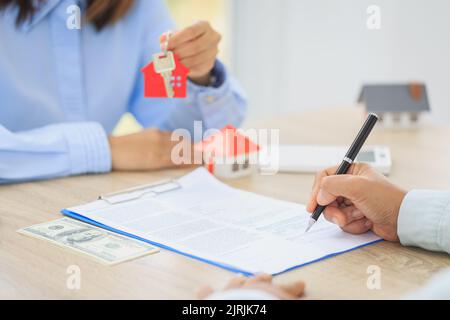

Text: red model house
xmin=141 ymin=53 xmax=189 ymax=98
xmin=195 ymin=125 xmax=261 ymax=179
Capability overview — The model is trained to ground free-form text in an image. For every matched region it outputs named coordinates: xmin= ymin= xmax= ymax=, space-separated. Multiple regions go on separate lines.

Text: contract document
xmin=62 ymin=168 xmax=381 ymax=275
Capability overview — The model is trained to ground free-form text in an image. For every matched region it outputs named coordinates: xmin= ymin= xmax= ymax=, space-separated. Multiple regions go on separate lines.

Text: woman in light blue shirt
xmin=0 ymin=0 xmax=247 ymax=183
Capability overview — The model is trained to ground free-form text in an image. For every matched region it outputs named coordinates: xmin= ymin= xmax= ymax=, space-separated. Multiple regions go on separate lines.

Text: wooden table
xmin=1 ymin=106 xmax=450 ymax=300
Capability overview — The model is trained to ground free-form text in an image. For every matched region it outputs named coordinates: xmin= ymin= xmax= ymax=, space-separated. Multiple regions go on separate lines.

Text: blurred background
xmin=115 ymin=0 xmax=450 ymax=134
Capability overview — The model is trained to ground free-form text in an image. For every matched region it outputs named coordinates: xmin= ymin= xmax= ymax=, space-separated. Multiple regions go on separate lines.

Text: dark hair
xmin=0 ymin=0 xmax=135 ymax=30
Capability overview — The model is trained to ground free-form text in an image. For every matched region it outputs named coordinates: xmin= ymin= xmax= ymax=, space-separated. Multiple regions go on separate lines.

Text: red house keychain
xmin=141 ymin=32 xmax=189 ymax=98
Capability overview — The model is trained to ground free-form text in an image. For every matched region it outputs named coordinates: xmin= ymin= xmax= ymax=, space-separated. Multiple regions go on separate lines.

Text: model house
xmin=195 ymin=125 xmax=260 ymax=179
xmin=141 ymin=53 xmax=189 ymax=98
xmin=358 ymin=83 xmax=430 ymax=128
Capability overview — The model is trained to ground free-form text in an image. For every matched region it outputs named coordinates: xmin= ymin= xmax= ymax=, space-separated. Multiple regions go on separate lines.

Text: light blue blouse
xmin=0 ymin=0 xmax=247 ymax=183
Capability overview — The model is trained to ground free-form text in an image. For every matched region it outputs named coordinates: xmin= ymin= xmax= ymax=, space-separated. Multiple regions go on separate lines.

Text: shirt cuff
xmin=188 ymin=60 xmax=247 ymax=130
xmin=207 ymin=289 xmax=278 ymax=300
xmin=398 ymin=190 xmax=450 ymax=253
xmin=61 ymin=122 xmax=112 ymax=175
xmin=188 ymin=59 xmax=226 ymax=89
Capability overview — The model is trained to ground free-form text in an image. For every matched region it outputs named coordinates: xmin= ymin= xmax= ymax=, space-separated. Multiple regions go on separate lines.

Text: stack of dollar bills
xmin=18 ymin=218 xmax=159 ymax=265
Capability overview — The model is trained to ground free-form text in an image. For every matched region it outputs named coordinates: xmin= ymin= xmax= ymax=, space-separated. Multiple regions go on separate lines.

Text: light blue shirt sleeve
xmin=395 ymin=190 xmax=450 ymax=299
xmin=398 ymin=190 xmax=450 ymax=254
xmin=0 ymin=0 xmax=247 ymax=184
xmin=0 ymin=122 xmax=111 ymax=184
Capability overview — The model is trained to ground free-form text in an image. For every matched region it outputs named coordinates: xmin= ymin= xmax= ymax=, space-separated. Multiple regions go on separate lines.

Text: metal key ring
xmin=164 ymin=31 xmax=172 ymax=56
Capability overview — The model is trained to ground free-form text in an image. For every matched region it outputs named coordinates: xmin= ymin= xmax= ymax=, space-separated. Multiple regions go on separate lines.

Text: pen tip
xmin=305 ymin=218 xmax=316 ymax=233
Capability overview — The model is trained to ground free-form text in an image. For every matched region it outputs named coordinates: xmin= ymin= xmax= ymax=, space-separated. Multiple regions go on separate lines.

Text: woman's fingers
xmin=240 ymin=281 xmax=305 ymax=300
xmin=181 ymin=48 xmax=218 ymax=77
xmin=225 ymin=275 xmax=247 ymax=289
xmin=172 ymin=31 xmax=220 ymax=59
xmin=159 ymin=21 xmax=221 ymax=84
xmin=211 ymin=275 xmax=305 ymax=300
xmin=245 ymin=274 xmax=303 ymax=298
xmin=159 ymin=22 xmax=219 ymax=63
xmin=246 ymin=273 xmax=272 ymax=284
xmin=279 ymin=281 xmax=305 ymax=298
xmin=197 ymin=285 xmax=214 ymax=299
xmin=259 ymin=281 xmax=305 ymax=300
xmin=166 ymin=21 xmax=210 ymax=49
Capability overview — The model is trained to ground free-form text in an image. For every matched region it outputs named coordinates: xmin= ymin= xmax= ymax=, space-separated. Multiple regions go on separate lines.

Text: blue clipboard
xmin=61 ymin=179 xmax=383 ymax=276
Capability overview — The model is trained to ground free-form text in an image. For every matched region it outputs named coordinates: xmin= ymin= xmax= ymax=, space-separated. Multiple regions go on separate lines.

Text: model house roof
xmin=195 ymin=125 xmax=260 ymax=157
xmin=358 ymin=83 xmax=430 ymax=113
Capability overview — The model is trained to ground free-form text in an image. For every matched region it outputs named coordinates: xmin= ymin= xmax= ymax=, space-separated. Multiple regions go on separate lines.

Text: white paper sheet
xmin=64 ymin=168 xmax=381 ymax=274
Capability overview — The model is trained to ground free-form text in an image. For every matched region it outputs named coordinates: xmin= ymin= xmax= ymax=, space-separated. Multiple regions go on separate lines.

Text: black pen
xmin=305 ymin=113 xmax=379 ymax=232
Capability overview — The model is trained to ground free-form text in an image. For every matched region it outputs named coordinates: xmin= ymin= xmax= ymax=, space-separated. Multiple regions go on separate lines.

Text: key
xmin=153 ymin=51 xmax=175 ymax=98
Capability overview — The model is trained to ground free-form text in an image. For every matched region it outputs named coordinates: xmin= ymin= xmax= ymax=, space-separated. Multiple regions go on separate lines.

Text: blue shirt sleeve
xmin=0 ymin=0 xmax=247 ymax=184
xmin=0 ymin=122 xmax=111 ymax=184
xmin=398 ymin=189 xmax=450 ymax=254
xmin=127 ymin=0 xmax=248 ymax=139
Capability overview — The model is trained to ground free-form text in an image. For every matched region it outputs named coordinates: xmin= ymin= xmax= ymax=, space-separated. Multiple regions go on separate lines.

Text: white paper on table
xmin=63 ymin=168 xmax=381 ymax=275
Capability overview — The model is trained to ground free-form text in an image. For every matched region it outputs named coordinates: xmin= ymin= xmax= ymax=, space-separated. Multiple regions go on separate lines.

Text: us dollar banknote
xmin=18 ymin=218 xmax=159 ymax=265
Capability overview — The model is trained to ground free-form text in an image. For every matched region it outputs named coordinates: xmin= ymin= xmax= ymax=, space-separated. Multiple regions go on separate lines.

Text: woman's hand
xmin=198 ymin=274 xmax=305 ymax=300
xmin=109 ymin=129 xmax=189 ymax=171
xmin=307 ymin=163 xmax=407 ymax=241
xmin=161 ymin=21 xmax=221 ymax=86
